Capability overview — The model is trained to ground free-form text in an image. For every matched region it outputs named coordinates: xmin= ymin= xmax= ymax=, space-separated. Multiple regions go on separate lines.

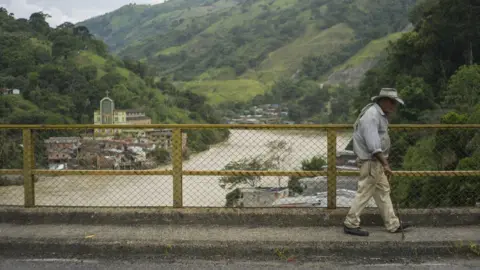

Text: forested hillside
xmin=0 ymin=8 xmax=228 ymax=168
xmin=79 ymin=0 xmax=417 ymax=121
xmin=81 ymin=0 xmax=416 ymax=81
xmin=353 ymin=0 xmax=480 ymax=207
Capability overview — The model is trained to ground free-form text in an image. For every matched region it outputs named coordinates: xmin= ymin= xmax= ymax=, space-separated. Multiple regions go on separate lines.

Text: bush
xmin=288 ymin=155 xmax=327 ymax=195
xmin=151 ymin=148 xmax=171 ymax=164
xmin=301 ymin=155 xmax=326 ymax=171
xmin=225 ymin=188 xmax=242 ymax=207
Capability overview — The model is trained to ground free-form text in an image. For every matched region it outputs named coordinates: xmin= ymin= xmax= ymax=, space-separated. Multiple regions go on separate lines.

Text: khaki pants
xmin=344 ymin=160 xmax=400 ymax=232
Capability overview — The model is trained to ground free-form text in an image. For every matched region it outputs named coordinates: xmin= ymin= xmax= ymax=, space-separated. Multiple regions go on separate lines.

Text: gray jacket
xmin=352 ymin=103 xmax=391 ymax=160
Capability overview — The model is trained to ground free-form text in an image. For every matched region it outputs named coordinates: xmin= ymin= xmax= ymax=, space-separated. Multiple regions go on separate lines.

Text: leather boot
xmin=344 ymin=225 xmax=369 ymax=236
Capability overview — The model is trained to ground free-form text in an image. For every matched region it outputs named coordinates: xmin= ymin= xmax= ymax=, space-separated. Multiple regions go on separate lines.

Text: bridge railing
xmin=0 ymin=124 xmax=479 ymax=209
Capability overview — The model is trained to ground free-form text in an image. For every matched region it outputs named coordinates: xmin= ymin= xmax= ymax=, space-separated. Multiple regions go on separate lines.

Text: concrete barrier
xmin=0 ymin=223 xmax=478 ymax=261
xmin=0 ymin=206 xmax=478 ymax=227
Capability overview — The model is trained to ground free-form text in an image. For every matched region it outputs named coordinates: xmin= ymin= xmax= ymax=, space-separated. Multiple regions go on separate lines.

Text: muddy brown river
xmin=0 ymin=129 xmax=353 ymax=207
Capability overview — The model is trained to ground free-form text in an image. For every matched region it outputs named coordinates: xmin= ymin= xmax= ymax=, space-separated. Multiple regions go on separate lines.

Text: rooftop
xmin=44 ymin=137 xmax=81 ymax=143
xmin=125 ymin=109 xmax=145 ymax=113
xmin=239 ymin=187 xmax=288 ymax=193
xmin=126 ymin=116 xmax=151 ymax=121
xmin=94 ymin=109 xmax=146 ymax=114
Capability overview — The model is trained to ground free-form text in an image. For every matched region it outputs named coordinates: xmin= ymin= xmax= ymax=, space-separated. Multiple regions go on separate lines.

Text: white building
xmin=235 ymin=187 xmax=289 ymax=207
xmin=0 ymin=88 xmax=20 ymax=95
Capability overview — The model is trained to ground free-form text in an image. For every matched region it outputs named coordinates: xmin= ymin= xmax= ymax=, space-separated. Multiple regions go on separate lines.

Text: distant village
xmin=45 ymin=130 xmax=187 ymax=170
xmin=225 ymin=104 xmax=296 ymax=125
xmin=45 ymin=93 xmax=187 ymax=170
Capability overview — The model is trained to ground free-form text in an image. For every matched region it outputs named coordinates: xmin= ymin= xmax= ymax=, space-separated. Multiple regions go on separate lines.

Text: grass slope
xmin=258 ymin=23 xmax=356 ymax=82
xmin=325 ymin=31 xmax=406 ymax=86
xmin=333 ymin=32 xmax=404 ymax=71
xmin=180 ymin=79 xmax=267 ymax=105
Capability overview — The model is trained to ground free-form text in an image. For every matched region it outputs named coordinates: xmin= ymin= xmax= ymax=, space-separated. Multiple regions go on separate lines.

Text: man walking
xmin=344 ymin=88 xmax=411 ymax=236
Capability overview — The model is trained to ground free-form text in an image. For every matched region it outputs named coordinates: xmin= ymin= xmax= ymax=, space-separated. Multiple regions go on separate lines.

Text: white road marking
xmin=419 ymin=263 xmax=449 ymax=266
xmin=364 ymin=263 xmax=449 ymax=267
xmin=16 ymin=258 xmax=99 ymax=263
xmin=364 ymin=264 xmax=405 ymax=267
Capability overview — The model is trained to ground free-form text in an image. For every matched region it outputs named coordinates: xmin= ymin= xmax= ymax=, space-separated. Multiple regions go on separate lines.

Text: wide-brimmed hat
xmin=371 ymin=88 xmax=404 ymax=106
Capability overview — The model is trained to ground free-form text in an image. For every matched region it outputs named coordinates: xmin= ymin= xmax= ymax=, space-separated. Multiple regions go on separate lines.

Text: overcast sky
xmin=0 ymin=0 xmax=164 ymax=27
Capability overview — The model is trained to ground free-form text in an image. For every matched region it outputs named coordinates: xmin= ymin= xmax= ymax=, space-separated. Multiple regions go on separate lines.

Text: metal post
xmin=22 ymin=129 xmax=35 ymax=207
xmin=327 ymin=129 xmax=337 ymax=209
xmin=172 ymin=128 xmax=183 ymax=208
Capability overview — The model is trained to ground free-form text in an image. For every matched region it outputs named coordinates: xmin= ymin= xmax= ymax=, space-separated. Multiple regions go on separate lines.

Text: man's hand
xmin=383 ymin=164 xmax=393 ymax=178
xmin=374 ymin=152 xmax=393 ymax=177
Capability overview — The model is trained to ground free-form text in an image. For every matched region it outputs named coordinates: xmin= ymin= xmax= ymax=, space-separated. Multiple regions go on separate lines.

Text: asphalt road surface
xmin=1 ymin=258 xmax=479 ymax=270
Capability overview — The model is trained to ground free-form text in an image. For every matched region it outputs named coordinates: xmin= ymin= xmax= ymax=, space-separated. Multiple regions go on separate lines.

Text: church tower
xmin=100 ymin=90 xmax=114 ymax=124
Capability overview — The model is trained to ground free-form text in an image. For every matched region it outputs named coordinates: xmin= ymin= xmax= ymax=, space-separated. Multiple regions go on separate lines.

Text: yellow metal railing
xmin=0 ymin=124 xmax=479 ymax=209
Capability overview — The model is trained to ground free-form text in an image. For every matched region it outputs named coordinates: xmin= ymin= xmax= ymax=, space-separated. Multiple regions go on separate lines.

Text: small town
xmin=45 ymin=93 xmax=188 ymax=170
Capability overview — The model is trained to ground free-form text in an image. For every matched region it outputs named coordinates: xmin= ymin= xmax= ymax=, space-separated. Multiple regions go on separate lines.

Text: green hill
xmin=0 ymin=8 xmax=229 ymax=168
xmin=81 ymin=1 xmax=238 ymax=53
xmin=0 ymin=8 xmax=199 ymax=125
xmin=79 ymin=0 xmax=418 ymax=101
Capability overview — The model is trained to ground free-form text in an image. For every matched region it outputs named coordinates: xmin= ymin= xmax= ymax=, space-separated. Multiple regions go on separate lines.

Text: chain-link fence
xmin=0 ymin=128 xmax=24 ymax=206
xmin=0 ymin=125 xmax=478 ymax=209
xmin=34 ymin=127 xmax=174 ymax=207
xmin=389 ymin=127 xmax=480 ymax=208
xmin=182 ymin=128 xmax=341 ymax=208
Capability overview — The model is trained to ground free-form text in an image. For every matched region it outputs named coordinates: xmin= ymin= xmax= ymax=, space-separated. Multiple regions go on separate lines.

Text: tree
xmin=408 ymin=0 xmax=440 ymax=27
xmin=395 ymin=75 xmax=437 ymax=123
xmin=29 ymin=12 xmax=51 ymax=34
xmin=219 ymin=140 xmax=292 ymax=190
xmin=123 ymin=57 xmax=149 ymax=78
xmin=298 ymin=81 xmax=330 ymax=116
xmin=443 ymin=64 xmax=480 ymax=112
xmin=0 ymin=35 xmax=36 ymax=76
xmin=51 ymin=34 xmax=81 ymax=59
xmin=57 ymin=22 xmax=75 ymax=29
xmin=150 ymin=148 xmax=171 ymax=164
xmin=329 ymin=85 xmax=356 ymax=123
xmin=287 ymin=103 xmax=308 ymax=123
xmin=0 ymin=130 xmax=23 ymax=169
xmin=73 ymin=26 xmax=92 ymax=40
xmin=271 ymin=78 xmax=303 ymax=103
